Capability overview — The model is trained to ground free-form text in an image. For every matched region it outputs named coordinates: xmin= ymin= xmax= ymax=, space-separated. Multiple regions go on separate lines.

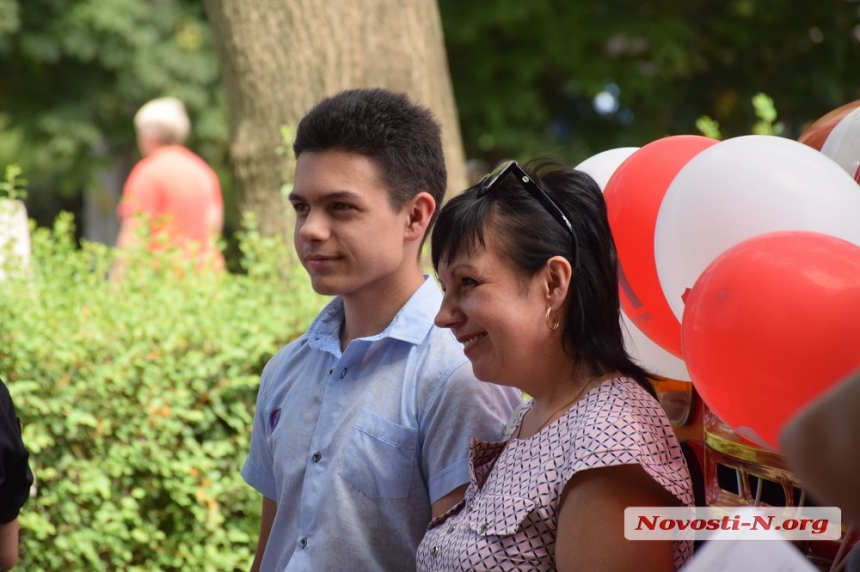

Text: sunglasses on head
xmin=476 ymin=160 xmax=581 ymax=272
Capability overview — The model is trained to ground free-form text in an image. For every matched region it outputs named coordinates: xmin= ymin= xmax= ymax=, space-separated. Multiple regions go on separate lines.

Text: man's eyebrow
xmin=288 ymin=190 xmax=364 ymax=203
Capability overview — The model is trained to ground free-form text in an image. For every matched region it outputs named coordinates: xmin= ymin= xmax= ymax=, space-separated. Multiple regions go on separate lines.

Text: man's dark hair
xmin=431 ymin=156 xmax=657 ymax=397
xmin=293 ymin=88 xmax=447 ymax=224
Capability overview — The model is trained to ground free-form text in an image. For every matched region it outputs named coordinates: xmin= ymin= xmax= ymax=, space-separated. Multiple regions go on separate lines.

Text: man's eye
xmin=461 ymin=277 xmax=477 ymax=287
xmin=292 ymin=202 xmax=308 ymax=213
xmin=333 ymin=203 xmax=354 ymax=210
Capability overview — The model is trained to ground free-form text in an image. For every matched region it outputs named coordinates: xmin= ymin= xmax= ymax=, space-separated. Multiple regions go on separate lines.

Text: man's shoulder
xmin=147 ymin=146 xmax=216 ymax=179
xmin=258 ymin=332 xmax=314 ymax=390
xmin=265 ymin=332 xmax=313 ymax=370
xmin=420 ymin=321 xmax=462 ymax=350
xmin=171 ymin=147 xmax=217 ymax=175
xmin=407 ymin=323 xmax=469 ymax=377
xmin=126 ymin=154 xmax=160 ymax=183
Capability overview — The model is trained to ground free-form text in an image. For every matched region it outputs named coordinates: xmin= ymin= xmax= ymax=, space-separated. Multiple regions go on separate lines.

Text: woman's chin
xmin=470 ymin=361 xmax=504 ymax=385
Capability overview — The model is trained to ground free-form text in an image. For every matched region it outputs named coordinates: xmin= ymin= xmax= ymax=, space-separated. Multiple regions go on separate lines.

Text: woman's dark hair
xmin=431 ymin=156 xmax=657 ymax=397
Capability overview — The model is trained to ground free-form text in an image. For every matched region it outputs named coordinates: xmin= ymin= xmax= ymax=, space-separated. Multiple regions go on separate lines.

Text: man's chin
xmin=308 ymin=276 xmax=344 ymax=297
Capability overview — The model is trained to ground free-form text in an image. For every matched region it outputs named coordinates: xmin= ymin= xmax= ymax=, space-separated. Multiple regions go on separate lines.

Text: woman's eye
xmin=461 ymin=277 xmax=477 ymax=287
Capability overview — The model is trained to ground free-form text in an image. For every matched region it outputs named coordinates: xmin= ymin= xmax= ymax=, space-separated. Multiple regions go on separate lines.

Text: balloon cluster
xmin=576 ymin=105 xmax=860 ymax=450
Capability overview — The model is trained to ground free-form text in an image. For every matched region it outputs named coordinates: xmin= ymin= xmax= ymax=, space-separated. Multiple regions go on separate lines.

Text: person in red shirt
xmin=116 ymin=97 xmax=224 ymax=273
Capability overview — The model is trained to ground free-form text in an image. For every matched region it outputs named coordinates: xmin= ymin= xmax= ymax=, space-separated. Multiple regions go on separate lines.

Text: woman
xmin=417 ymin=158 xmax=693 ymax=571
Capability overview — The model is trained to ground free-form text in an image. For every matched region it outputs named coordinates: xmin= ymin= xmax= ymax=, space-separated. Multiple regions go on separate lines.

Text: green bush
xmin=0 ymin=213 xmax=326 ymax=571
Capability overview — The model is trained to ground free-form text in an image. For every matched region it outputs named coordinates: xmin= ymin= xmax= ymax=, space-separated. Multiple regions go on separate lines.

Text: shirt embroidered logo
xmin=269 ymin=408 xmax=281 ymax=430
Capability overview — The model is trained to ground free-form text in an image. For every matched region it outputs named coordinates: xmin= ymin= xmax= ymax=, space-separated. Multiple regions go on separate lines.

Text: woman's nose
xmin=435 ymin=293 xmax=460 ymax=329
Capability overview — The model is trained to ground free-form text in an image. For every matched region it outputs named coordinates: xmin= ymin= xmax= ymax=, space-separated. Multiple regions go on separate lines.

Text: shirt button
xmin=299 ymin=538 xmax=307 ymax=548
xmin=467 ymin=501 xmax=474 ymax=512
xmin=446 ymin=524 xmax=455 ymax=533
xmin=430 ymin=546 xmax=438 ymax=557
xmin=328 ymin=368 xmax=334 ymax=376
xmin=479 ymin=523 xmax=488 ymax=532
xmin=312 ymin=452 xmax=322 ymax=462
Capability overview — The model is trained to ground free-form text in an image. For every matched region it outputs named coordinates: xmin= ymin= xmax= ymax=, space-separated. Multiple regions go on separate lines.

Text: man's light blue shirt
xmin=243 ymin=276 xmax=521 ymax=571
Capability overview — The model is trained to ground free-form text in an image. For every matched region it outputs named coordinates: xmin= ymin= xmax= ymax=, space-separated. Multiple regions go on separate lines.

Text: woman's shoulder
xmin=562 ymin=377 xmax=674 ymax=452
xmin=580 ymin=377 xmax=663 ymax=423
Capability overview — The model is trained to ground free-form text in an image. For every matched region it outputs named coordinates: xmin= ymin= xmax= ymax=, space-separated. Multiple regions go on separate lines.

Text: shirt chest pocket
xmin=338 ymin=408 xmax=418 ymax=499
xmin=467 ymin=494 xmax=549 ymax=564
xmin=467 ymin=494 xmax=537 ymax=536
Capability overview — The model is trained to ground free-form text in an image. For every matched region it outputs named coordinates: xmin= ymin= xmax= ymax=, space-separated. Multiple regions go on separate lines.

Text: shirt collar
xmin=307 ymin=275 xmax=442 ymax=351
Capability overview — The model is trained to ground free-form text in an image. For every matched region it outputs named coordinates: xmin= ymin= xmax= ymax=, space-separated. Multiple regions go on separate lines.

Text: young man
xmin=242 ymin=89 xmax=521 ymax=571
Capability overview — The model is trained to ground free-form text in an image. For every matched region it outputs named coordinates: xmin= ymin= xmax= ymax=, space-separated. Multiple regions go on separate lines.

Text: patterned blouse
xmin=416 ymin=377 xmax=694 ymax=571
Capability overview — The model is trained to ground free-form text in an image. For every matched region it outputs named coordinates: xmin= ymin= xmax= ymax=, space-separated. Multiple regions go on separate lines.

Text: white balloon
xmin=821 ymin=106 xmax=860 ymax=182
xmin=621 ymin=310 xmax=690 ymax=381
xmin=576 ymin=147 xmax=639 ymax=191
xmin=655 ymin=135 xmax=860 ymax=322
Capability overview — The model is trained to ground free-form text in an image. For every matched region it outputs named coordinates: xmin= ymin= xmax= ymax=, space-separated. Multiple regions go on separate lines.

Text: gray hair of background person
xmin=133 ymin=97 xmax=191 ymax=145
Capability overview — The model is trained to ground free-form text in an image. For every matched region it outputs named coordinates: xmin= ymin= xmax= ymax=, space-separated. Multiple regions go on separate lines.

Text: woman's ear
xmin=544 ymin=255 xmax=573 ymax=310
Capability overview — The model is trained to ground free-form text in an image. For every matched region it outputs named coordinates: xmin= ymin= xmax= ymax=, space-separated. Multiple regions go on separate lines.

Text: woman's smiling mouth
xmin=460 ymin=332 xmax=487 ymax=349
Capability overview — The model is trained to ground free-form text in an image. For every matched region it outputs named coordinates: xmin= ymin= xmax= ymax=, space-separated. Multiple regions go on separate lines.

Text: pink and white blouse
xmin=416 ymin=377 xmax=694 ymax=571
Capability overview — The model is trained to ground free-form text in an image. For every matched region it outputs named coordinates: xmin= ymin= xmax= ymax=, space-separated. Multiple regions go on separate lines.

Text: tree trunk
xmin=203 ymin=0 xmax=467 ymax=238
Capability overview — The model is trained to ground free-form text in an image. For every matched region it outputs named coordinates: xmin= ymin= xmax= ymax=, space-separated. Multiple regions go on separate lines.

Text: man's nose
xmin=298 ymin=210 xmax=329 ymax=241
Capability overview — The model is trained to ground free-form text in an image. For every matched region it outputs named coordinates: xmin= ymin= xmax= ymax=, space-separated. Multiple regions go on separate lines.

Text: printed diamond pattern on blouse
xmin=470 ymin=439 xmax=507 ymax=490
xmin=416 ymin=377 xmax=694 ymax=571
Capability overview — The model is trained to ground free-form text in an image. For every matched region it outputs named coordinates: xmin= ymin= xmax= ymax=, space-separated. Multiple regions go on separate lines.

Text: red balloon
xmin=682 ymin=231 xmax=860 ymax=450
xmin=604 ymin=135 xmax=717 ymax=358
xmin=798 ymin=100 xmax=860 ymax=151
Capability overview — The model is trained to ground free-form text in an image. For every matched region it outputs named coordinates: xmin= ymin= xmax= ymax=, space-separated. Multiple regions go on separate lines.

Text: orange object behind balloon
xmin=798 ymin=99 xmax=860 ymax=151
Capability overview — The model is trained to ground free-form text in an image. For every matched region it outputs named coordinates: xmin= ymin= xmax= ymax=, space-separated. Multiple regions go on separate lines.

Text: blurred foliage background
xmin=1 ymin=216 xmax=326 ymax=569
xmin=2 ymin=0 xmax=860 ymax=248
xmin=440 ymin=0 xmax=860 ymax=162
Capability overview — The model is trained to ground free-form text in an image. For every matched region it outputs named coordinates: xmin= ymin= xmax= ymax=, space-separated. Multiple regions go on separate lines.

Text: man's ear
xmin=543 ymin=255 xmax=573 ymax=310
xmin=404 ymin=192 xmax=436 ymax=242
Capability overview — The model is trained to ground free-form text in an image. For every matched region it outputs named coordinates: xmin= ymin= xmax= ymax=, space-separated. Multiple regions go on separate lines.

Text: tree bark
xmin=203 ymin=0 xmax=467 ymax=238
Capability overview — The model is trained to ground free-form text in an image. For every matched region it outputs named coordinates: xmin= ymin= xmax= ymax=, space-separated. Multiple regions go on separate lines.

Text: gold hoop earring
xmin=545 ymin=307 xmax=560 ymax=331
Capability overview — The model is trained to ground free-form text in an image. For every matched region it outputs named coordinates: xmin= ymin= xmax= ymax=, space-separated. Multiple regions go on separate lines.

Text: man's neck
xmin=338 ymin=267 xmax=426 ymax=351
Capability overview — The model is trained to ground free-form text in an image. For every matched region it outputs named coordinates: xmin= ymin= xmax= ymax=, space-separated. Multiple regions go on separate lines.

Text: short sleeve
xmin=418 ymin=362 xmax=521 ymax=503
xmin=241 ymin=354 xmax=282 ymax=501
xmin=569 ymin=399 xmax=646 ymax=473
xmin=564 ymin=382 xmax=693 ymax=507
xmin=0 ymin=381 xmax=34 ymax=523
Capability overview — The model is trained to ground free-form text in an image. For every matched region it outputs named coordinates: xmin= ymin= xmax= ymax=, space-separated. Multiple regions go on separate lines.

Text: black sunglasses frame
xmin=476 ymin=160 xmax=581 ymax=272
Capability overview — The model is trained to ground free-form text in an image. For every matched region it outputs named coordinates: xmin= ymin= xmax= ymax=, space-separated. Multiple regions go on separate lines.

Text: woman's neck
xmin=516 ymin=364 xmax=618 ymax=439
